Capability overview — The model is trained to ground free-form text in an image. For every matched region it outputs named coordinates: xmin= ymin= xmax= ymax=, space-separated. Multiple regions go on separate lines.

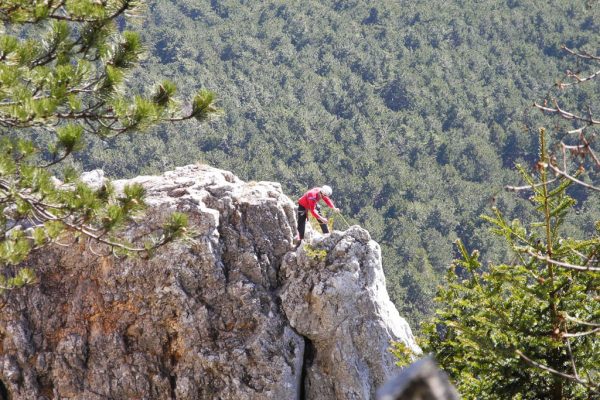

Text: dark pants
xmin=297 ymin=204 xmax=329 ymax=239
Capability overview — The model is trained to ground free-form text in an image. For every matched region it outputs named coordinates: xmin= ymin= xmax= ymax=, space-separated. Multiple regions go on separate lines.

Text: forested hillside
xmin=78 ymin=0 xmax=600 ymax=327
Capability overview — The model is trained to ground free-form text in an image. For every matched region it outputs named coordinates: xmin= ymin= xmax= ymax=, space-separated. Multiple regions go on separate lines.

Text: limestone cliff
xmin=0 ymin=164 xmax=418 ymax=400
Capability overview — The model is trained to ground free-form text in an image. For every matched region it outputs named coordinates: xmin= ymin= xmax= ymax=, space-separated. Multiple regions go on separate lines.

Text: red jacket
xmin=298 ymin=187 xmax=335 ymax=221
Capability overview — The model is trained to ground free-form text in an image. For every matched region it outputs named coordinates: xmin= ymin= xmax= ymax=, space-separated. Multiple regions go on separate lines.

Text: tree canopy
xmin=72 ymin=0 xmax=599 ymax=328
xmin=422 ymin=45 xmax=600 ymax=399
xmin=0 ymin=0 xmax=218 ymax=291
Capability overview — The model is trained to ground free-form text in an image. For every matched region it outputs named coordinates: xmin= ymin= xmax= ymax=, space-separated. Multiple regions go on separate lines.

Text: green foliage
xmin=55 ymin=124 xmax=84 ymax=154
xmin=0 ymin=267 xmax=35 ymax=291
xmin=162 ymin=212 xmax=189 ymax=241
xmin=303 ymin=244 xmax=328 ymax=262
xmin=74 ymin=0 xmax=600 ymax=327
xmin=0 ymin=1 xmax=219 ymax=294
xmin=423 ymin=130 xmax=600 ymax=399
xmin=191 ymin=90 xmax=221 ymax=122
xmin=389 ymin=341 xmax=417 ymax=368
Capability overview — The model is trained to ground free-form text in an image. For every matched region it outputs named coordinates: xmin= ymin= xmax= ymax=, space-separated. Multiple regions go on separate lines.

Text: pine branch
xmin=0 ymin=178 xmax=172 ymax=255
xmin=563 ymin=332 xmax=580 ymax=382
xmin=546 ymin=164 xmax=600 ymax=192
xmin=562 ymin=328 xmax=600 ymax=338
xmin=534 ymin=100 xmax=600 ymax=126
xmin=564 ymin=314 xmax=600 ymax=328
xmin=560 ymin=68 xmax=600 ymax=87
xmin=526 ymin=250 xmax=600 ymax=271
xmin=516 ymin=350 xmax=598 ymax=390
xmin=0 ymin=1 xmax=135 ymax=24
xmin=505 ymin=178 xmax=558 ymax=192
xmin=562 ymin=46 xmax=600 ymax=62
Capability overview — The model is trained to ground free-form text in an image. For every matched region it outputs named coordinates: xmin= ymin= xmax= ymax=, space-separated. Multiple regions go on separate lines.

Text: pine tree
xmin=0 ymin=1 xmax=219 ymax=292
xmin=421 ymin=48 xmax=600 ymax=399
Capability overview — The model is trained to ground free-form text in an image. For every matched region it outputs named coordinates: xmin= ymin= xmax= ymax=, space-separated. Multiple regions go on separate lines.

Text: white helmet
xmin=320 ymin=185 xmax=332 ymax=196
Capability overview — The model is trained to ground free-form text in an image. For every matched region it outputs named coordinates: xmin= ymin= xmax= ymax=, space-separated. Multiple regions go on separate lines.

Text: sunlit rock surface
xmin=0 ymin=164 xmax=418 ymax=400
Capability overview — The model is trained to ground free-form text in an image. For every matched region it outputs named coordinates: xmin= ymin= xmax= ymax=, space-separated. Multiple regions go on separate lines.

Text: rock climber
xmin=296 ymin=185 xmax=340 ymax=242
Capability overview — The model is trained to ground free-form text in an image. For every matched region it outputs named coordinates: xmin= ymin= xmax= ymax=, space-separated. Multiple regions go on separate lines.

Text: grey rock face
xmin=281 ymin=226 xmax=420 ymax=399
xmin=0 ymin=164 xmax=419 ymax=400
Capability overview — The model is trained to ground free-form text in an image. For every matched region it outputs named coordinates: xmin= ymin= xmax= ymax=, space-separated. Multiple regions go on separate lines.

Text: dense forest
xmin=75 ymin=0 xmax=600 ymax=328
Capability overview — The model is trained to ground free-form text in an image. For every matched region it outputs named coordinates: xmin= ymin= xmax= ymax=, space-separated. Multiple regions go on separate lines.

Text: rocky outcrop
xmin=281 ymin=227 xmax=420 ymax=399
xmin=0 ymin=164 xmax=418 ymax=400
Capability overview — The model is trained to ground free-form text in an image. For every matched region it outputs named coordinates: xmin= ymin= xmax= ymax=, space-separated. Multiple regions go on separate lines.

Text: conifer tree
xmin=0 ymin=1 xmax=219 ymax=292
xmin=420 ymin=48 xmax=600 ymax=399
